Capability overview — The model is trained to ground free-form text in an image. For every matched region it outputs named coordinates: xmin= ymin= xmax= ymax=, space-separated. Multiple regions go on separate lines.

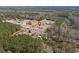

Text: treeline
xmin=0 ymin=10 xmax=72 ymax=21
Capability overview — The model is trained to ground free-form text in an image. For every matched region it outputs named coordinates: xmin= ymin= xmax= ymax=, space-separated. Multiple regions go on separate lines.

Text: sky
xmin=0 ymin=0 xmax=79 ymax=6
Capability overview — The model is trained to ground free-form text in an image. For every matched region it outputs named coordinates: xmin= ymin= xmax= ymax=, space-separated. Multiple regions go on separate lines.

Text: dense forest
xmin=0 ymin=22 xmax=46 ymax=52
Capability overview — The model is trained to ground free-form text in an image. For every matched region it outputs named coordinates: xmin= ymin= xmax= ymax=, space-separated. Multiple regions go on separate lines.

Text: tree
xmin=4 ymin=35 xmax=45 ymax=53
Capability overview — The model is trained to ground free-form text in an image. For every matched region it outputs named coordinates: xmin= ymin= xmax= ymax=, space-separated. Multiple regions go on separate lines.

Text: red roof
xmin=38 ymin=22 xmax=42 ymax=26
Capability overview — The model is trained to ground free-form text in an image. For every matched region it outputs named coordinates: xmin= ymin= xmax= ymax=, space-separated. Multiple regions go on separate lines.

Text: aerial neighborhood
xmin=4 ymin=19 xmax=55 ymax=37
xmin=0 ymin=6 xmax=79 ymax=53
